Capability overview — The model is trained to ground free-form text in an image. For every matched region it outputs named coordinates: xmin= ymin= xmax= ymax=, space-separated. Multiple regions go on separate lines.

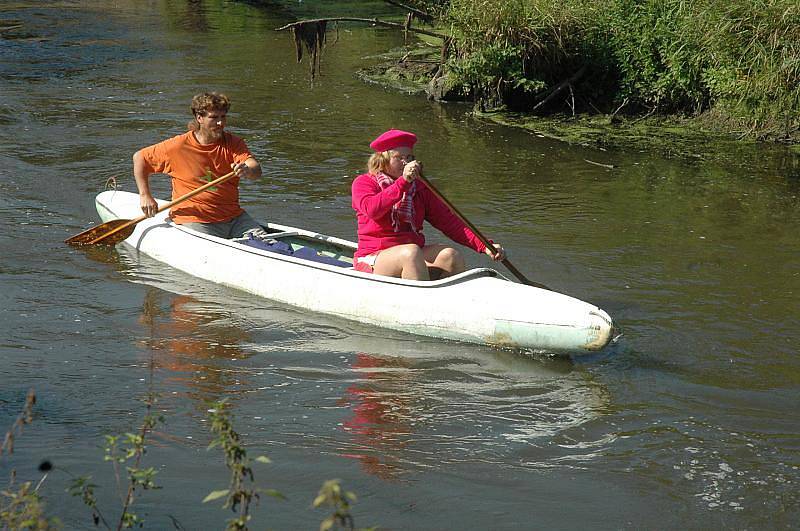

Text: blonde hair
xmin=367 ymin=151 xmax=391 ymax=175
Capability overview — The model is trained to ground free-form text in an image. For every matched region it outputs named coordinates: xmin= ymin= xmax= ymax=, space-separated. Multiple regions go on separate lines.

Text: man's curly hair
xmin=190 ymin=92 xmax=230 ymax=117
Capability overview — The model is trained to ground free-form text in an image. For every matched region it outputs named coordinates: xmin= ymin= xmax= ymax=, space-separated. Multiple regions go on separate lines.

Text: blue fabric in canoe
xmin=240 ymin=236 xmax=351 ymax=267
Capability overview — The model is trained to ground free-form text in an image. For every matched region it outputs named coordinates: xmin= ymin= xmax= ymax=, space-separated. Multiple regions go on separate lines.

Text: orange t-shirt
xmin=139 ymin=131 xmax=253 ymax=224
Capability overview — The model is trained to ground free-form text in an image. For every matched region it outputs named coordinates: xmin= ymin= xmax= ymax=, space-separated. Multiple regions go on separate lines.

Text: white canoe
xmin=93 ymin=190 xmax=616 ymax=354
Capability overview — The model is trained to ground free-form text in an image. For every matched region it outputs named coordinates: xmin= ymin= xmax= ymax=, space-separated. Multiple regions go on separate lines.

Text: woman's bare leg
xmin=372 ymin=244 xmax=429 ymax=280
xmin=423 ymin=244 xmax=465 ymax=280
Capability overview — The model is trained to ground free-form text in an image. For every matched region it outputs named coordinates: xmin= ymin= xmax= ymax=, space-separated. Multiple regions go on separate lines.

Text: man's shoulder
xmin=165 ymin=131 xmax=194 ymax=145
xmin=224 ymin=132 xmax=247 ymax=149
xmin=144 ymin=131 xmax=192 ymax=151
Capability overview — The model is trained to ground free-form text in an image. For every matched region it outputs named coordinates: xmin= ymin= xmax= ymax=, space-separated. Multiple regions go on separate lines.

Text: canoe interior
xmin=244 ymin=226 xmax=355 ymax=266
xmin=283 ymin=235 xmax=354 ymax=264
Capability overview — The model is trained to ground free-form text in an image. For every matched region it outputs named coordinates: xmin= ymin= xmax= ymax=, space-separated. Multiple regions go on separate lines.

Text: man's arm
xmin=133 ymin=150 xmax=159 ymax=217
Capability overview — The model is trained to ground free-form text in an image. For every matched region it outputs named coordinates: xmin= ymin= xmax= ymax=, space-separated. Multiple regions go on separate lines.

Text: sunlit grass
xmin=441 ymin=0 xmax=799 ymax=139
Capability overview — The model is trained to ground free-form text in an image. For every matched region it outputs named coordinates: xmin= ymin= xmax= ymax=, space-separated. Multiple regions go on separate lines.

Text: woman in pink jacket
xmin=351 ymin=129 xmax=505 ymax=280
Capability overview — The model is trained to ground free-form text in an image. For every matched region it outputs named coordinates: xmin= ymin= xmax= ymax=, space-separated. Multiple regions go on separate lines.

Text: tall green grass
xmin=444 ymin=0 xmax=596 ymax=110
xmin=442 ymin=0 xmax=800 ymax=139
xmin=694 ymin=0 xmax=800 ymax=135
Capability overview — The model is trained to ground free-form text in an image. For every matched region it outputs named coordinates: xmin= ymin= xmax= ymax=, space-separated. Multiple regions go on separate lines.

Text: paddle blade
xmin=65 ymin=218 xmax=135 ymax=246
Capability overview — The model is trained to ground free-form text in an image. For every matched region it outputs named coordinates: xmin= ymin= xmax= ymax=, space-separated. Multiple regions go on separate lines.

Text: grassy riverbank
xmin=252 ymin=0 xmax=800 ymax=152
xmin=432 ymin=0 xmax=799 ymax=142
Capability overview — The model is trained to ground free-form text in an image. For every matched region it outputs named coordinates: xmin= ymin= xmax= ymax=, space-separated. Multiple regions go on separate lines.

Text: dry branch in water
xmin=277 ymin=17 xmax=448 ymax=81
xmin=291 ymin=21 xmax=327 ymax=79
xmin=384 ymin=0 xmax=433 ymax=23
xmin=276 ymin=17 xmax=446 ymax=39
xmin=585 ymin=159 xmax=615 ymax=169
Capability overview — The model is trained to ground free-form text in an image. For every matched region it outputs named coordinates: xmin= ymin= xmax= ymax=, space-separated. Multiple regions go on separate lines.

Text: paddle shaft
xmin=416 ymin=173 xmax=550 ymax=290
xmin=86 ymin=170 xmax=237 ymax=245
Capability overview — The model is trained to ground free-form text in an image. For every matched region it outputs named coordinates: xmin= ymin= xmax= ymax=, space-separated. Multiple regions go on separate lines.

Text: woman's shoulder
xmin=352 ymin=173 xmax=376 ymax=187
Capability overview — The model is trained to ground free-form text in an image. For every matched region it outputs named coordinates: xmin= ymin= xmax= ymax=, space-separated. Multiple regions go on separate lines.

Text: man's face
xmin=196 ymin=109 xmax=227 ymax=139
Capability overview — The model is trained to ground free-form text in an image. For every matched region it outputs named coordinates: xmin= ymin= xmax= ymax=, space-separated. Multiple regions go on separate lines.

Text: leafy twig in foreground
xmin=205 ymin=399 xmax=284 ymax=531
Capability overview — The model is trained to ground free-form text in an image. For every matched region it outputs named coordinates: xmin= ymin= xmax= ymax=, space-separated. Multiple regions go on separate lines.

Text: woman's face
xmin=386 ymin=147 xmax=414 ymax=178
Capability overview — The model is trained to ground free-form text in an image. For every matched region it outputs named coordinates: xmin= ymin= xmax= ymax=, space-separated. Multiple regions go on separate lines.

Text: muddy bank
xmin=355 ymin=45 xmax=442 ymax=95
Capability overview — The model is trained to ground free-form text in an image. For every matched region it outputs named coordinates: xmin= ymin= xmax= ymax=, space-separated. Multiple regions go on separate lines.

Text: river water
xmin=1 ymin=1 xmax=798 ymax=529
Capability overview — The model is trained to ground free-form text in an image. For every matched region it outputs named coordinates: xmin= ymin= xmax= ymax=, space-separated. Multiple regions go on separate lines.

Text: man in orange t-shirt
xmin=133 ymin=92 xmax=264 ymax=238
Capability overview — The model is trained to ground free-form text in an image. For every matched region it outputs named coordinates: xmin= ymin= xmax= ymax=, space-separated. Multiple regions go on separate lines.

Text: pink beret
xmin=369 ymin=129 xmax=417 ymax=152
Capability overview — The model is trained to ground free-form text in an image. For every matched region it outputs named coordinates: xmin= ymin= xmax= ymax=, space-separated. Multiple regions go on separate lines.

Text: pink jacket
xmin=351 ymin=173 xmax=486 ymax=260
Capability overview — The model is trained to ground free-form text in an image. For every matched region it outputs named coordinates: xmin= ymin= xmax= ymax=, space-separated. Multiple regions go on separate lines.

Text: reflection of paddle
xmin=417 ymin=173 xmax=551 ymax=290
xmin=65 ymin=170 xmax=236 ymax=246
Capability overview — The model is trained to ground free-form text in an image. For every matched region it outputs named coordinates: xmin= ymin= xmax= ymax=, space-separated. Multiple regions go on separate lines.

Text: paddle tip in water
xmin=65 ymin=219 xmax=135 ymax=246
xmin=66 ymin=170 xmax=238 ymax=247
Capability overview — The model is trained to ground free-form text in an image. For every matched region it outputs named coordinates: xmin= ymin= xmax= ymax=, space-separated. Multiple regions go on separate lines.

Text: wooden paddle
xmin=416 ymin=173 xmax=551 ymax=290
xmin=65 ymin=170 xmax=237 ymax=246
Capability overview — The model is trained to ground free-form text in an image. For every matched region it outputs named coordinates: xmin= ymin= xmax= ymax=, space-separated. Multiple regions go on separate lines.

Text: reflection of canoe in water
xmin=95 ymin=190 xmax=615 ymax=354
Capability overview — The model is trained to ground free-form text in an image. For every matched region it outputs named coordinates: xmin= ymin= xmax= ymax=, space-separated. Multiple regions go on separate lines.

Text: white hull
xmin=94 ymin=190 xmax=615 ymax=354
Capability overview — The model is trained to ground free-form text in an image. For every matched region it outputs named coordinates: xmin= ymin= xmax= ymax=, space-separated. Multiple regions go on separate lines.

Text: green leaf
xmin=202 ymin=489 xmax=230 ymax=503
xmin=262 ymin=489 xmax=286 ymax=500
xmin=320 ymin=516 xmax=335 ymax=531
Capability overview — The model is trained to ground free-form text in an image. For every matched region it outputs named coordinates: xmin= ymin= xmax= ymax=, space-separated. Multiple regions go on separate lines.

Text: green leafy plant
xmin=312 ymin=479 xmax=361 ymax=531
xmin=66 ymin=475 xmax=108 ymax=528
xmin=3 ymin=388 xmax=376 ymax=530
xmin=101 ymin=392 xmax=163 ymax=529
xmin=444 ymin=0 xmax=595 ymax=111
xmin=1 ymin=390 xmax=59 ymax=530
xmin=63 ymin=390 xmax=164 ymax=530
xmin=1 ymin=476 xmax=53 ymax=530
xmin=437 ymin=0 xmax=798 ymax=138
xmin=205 ymin=399 xmax=285 ymax=531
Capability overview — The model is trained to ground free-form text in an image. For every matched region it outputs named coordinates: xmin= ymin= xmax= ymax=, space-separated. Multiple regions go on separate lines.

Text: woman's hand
xmin=402 ymin=160 xmax=422 ymax=182
xmin=484 ymin=242 xmax=506 ymax=262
